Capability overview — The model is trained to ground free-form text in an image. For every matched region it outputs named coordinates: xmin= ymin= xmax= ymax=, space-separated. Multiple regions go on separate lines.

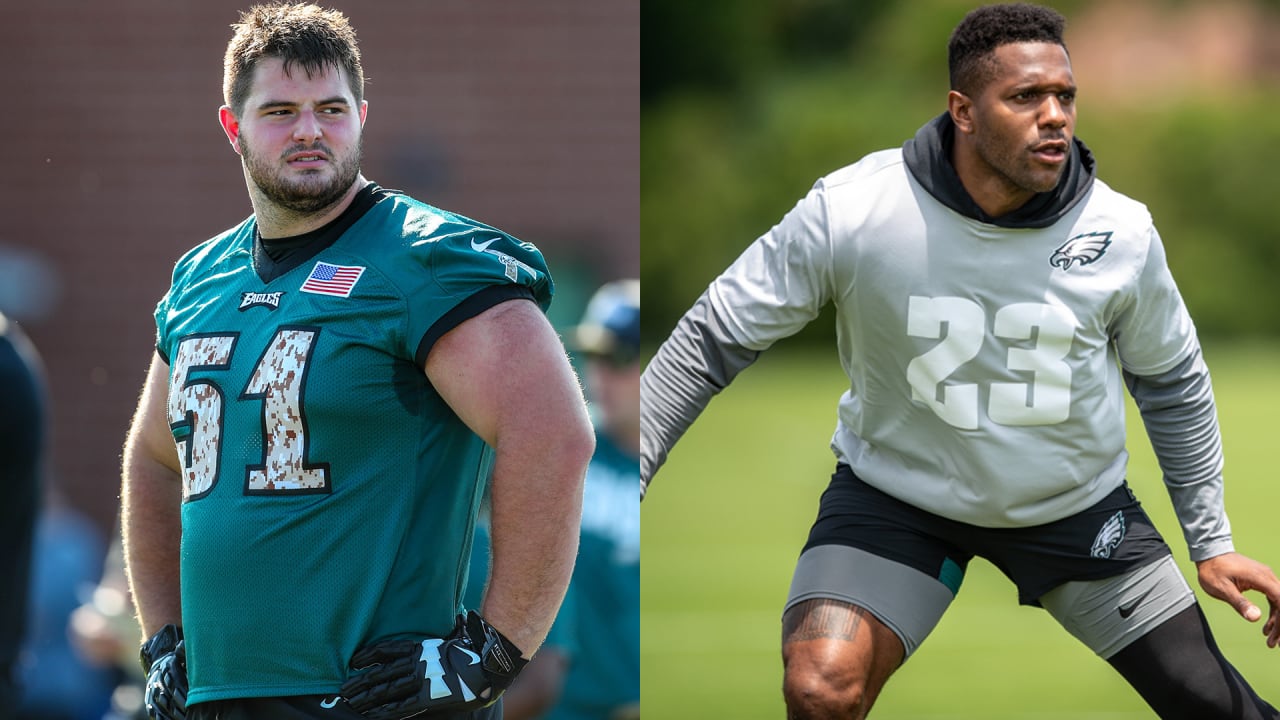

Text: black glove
xmin=140 ymin=624 xmax=188 ymax=720
xmin=341 ymin=611 xmax=528 ymax=720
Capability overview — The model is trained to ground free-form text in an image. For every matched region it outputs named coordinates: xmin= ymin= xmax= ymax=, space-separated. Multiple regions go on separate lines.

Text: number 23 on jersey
xmin=906 ymin=296 xmax=1077 ymax=430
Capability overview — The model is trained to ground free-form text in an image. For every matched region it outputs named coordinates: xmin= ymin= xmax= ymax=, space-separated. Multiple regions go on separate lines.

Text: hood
xmin=902 ymin=112 xmax=1096 ymax=229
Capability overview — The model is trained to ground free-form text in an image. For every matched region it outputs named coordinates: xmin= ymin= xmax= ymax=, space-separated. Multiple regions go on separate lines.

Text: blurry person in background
xmin=69 ymin=534 xmax=148 ymax=719
xmin=2 ymin=316 xmax=118 ymax=719
xmin=0 ymin=312 xmax=44 ymax=716
xmin=553 ymin=280 xmax=641 ymax=720
xmin=16 ymin=487 xmax=118 ymax=720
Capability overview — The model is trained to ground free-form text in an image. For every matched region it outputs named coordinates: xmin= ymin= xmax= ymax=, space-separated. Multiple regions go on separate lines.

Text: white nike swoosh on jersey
xmin=471 ymin=237 xmax=500 ymax=252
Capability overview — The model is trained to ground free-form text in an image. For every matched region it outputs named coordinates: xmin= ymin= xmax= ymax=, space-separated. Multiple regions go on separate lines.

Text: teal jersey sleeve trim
xmin=414 ymin=285 xmax=536 ymax=367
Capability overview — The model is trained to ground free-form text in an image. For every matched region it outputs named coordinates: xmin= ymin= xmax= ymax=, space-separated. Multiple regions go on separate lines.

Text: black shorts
xmin=187 ymin=695 xmax=502 ymax=720
xmin=802 ymin=465 xmax=1173 ymax=606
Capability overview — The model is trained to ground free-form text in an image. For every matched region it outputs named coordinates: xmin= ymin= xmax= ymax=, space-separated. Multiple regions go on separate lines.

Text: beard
xmin=240 ymin=132 xmax=363 ymax=214
xmin=973 ymin=130 xmax=1065 ymax=196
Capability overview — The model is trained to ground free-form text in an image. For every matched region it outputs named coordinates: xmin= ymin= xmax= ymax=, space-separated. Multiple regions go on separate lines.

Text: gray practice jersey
xmin=642 ymin=115 xmax=1233 ymax=561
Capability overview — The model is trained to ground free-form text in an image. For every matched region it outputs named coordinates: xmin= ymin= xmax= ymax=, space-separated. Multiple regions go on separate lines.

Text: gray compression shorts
xmin=785 ymin=546 xmax=1193 ymax=659
xmin=784 ymin=467 xmax=1194 ymax=659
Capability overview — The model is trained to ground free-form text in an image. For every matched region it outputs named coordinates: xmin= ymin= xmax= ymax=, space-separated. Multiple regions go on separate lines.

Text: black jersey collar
xmin=902 ymin=112 xmax=1096 ymax=229
xmin=252 ymin=182 xmax=395 ymax=283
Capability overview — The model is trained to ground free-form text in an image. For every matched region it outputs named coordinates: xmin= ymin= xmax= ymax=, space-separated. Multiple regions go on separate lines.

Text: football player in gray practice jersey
xmin=641 ymin=3 xmax=1279 ymax=719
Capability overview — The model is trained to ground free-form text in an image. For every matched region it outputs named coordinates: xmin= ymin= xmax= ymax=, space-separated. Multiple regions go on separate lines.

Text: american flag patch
xmin=299 ymin=262 xmax=365 ymax=297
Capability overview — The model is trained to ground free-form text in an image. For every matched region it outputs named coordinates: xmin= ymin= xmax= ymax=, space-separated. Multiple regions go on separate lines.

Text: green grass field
xmin=641 ymin=341 xmax=1280 ymax=719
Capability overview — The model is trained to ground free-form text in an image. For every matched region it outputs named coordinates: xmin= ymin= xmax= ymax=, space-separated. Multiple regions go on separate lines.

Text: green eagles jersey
xmin=153 ymin=184 xmax=552 ymax=704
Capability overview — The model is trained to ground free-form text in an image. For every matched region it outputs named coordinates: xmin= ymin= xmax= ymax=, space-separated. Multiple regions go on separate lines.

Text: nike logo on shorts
xmin=1118 ymin=588 xmax=1153 ymax=619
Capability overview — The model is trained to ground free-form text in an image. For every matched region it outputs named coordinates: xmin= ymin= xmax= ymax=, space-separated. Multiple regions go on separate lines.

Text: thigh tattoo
xmin=783 ymin=598 xmax=867 ymax=643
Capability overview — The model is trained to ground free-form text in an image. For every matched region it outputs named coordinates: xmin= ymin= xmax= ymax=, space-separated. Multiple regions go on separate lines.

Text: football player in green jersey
xmin=120 ymin=5 xmax=595 ymax=720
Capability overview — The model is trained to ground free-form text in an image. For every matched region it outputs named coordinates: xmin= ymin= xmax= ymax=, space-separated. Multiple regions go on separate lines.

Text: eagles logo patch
xmin=1090 ymin=510 xmax=1126 ymax=559
xmin=1050 ymin=231 xmax=1112 ymax=270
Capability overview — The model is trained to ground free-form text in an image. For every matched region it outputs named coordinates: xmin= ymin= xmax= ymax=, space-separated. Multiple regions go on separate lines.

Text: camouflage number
xmin=168 ymin=327 xmax=330 ymax=499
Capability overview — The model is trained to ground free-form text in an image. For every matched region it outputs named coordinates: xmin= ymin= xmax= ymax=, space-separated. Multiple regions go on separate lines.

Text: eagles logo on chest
xmin=1050 ymin=231 xmax=1112 ymax=271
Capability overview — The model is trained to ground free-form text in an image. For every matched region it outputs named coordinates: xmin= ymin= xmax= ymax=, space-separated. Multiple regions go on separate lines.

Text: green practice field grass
xmin=641 ymin=341 xmax=1280 ymax=719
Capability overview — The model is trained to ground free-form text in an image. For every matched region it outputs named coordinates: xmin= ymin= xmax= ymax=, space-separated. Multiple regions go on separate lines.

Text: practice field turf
xmin=641 ymin=341 xmax=1280 ymax=719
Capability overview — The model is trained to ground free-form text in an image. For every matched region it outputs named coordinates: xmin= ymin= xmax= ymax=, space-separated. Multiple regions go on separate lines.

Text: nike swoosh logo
xmin=454 ymin=645 xmax=482 ymax=666
xmin=471 ymin=237 xmax=500 ymax=253
xmin=319 ymin=697 xmax=340 ymax=709
xmin=1117 ymin=589 xmax=1153 ymax=619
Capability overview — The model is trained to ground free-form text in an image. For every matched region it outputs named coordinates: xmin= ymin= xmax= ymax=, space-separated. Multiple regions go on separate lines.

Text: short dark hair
xmin=948 ymin=3 xmax=1067 ymax=94
xmin=223 ymin=3 xmax=364 ymax=115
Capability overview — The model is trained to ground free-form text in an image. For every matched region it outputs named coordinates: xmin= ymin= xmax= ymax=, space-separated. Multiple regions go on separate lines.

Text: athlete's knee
xmin=782 ymin=660 xmax=873 ymax=720
xmin=780 ymin=599 xmax=899 ymax=720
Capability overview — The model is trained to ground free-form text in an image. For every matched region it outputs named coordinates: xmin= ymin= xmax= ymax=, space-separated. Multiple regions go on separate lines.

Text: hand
xmin=1196 ymin=551 xmax=1280 ymax=648
xmin=140 ymin=624 xmax=188 ymax=719
xmin=342 ymin=611 xmax=528 ymax=720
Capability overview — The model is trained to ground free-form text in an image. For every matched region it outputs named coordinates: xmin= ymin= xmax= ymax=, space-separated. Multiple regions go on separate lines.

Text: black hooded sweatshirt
xmin=901 ymin=112 xmax=1096 ymax=229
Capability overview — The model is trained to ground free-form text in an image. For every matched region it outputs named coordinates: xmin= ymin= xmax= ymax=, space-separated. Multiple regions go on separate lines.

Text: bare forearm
xmin=120 ymin=355 xmax=184 ymax=640
xmin=424 ymin=299 xmax=594 ymax=654
xmin=483 ymin=424 xmax=592 ymax=655
xmin=121 ymin=452 xmax=183 ymax=639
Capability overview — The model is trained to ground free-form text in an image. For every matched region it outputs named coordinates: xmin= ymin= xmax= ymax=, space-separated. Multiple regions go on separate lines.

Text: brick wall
xmin=0 ymin=0 xmax=638 ymax=533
